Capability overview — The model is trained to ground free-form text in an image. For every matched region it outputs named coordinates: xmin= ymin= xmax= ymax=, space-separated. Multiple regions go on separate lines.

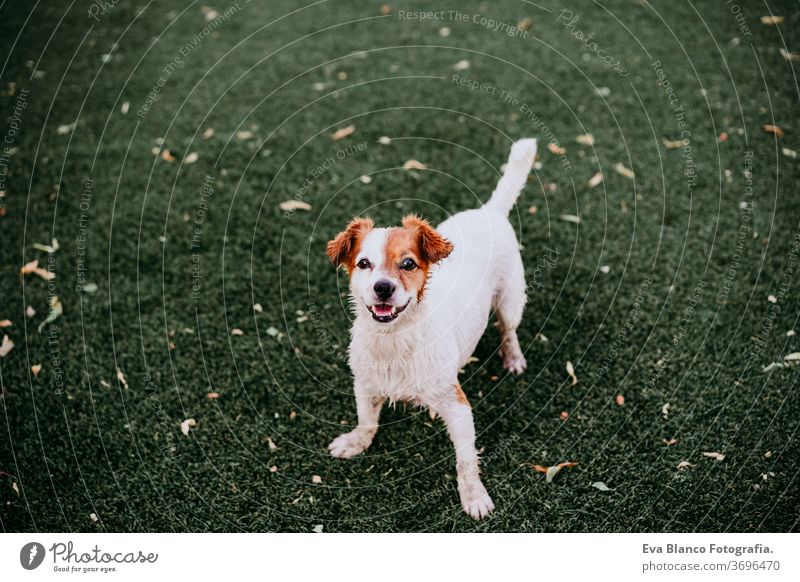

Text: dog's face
xmin=327 ymin=215 xmax=454 ymax=323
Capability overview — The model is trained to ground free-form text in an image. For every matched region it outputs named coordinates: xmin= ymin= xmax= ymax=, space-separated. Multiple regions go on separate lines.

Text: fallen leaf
xmin=279 ymin=200 xmax=311 ymax=212
xmin=560 ymin=411 xmax=569 ymax=421
xmin=31 ymin=364 xmax=42 ymax=377
xmin=438 ymin=27 xmax=450 ymax=37
xmin=548 ymin=143 xmax=566 ymax=156
xmin=763 ymin=124 xmax=784 ymax=138
xmin=160 ymin=149 xmax=176 ymax=162
xmin=266 ymin=326 xmax=279 ymax=337
xmin=312 ymin=524 xmax=324 ymax=533
xmin=518 ymin=17 xmax=532 ymax=30
xmin=592 ymin=481 xmax=613 ymax=491
xmin=662 ymin=137 xmax=688 ymax=149
xmin=379 ymin=4 xmax=391 ymax=15
xmin=90 ymin=512 xmax=99 ymax=523
xmin=236 ymin=130 xmax=253 ymax=140
xmin=535 ymin=332 xmax=548 ymax=342
xmin=560 ymin=214 xmax=581 ymax=224
xmin=289 ymin=410 xmax=298 ymax=420
xmin=231 ymin=328 xmax=244 ymax=336
xmin=253 ymin=303 xmax=263 ymax=313
xmin=184 ymin=152 xmax=199 ymax=164
xmin=330 ymin=125 xmax=355 ymax=141
xmin=528 ymin=205 xmax=538 ymax=215
xmin=453 ymin=59 xmax=470 ymax=71
xmin=575 ymin=134 xmax=594 ymax=146
xmin=677 ymin=460 xmax=695 ymax=470
xmin=26 ymin=306 xmax=35 ymax=318
xmin=270 ymin=465 xmax=278 ymax=473
xmin=56 ymin=122 xmax=76 ymax=135
xmin=359 ymin=175 xmax=372 ymax=184
xmin=767 ymin=294 xmax=777 ymax=303
xmin=531 ymin=465 xmax=548 ymax=473
xmin=207 ymin=392 xmax=220 ymax=399
xmin=613 ymin=163 xmax=635 ymax=178
xmin=180 ymin=418 xmax=197 ymax=436
xmin=663 ymin=438 xmax=678 ymax=446
xmin=566 ymin=361 xmax=578 ymax=385
xmin=780 ymin=48 xmax=800 ymax=62
xmin=121 ymin=101 xmax=130 ymax=114
xmin=546 ymin=461 xmax=578 ymax=483
xmin=702 ymin=451 xmax=725 ymax=461
xmin=594 ymin=86 xmax=610 ymax=97
xmin=312 ymin=474 xmax=322 ymax=484
xmin=12 ymin=481 xmax=19 ymax=495
xmin=267 ymin=437 xmax=277 ymax=450
xmin=0 ymin=320 xmax=11 ymax=328
xmin=600 ymin=265 xmax=611 ymax=274
xmin=0 ymin=335 xmax=13 ymax=357
xmin=202 ymin=127 xmax=215 ymax=140
xmin=615 ymin=394 xmax=625 ymax=406
xmin=378 ymin=136 xmax=392 ymax=145
xmin=116 ymin=367 xmax=128 ymax=389
xmin=81 ymin=282 xmax=98 ymax=293
xmin=20 ymin=259 xmax=54 ymax=281
xmin=37 ymin=296 xmax=62 ymax=332
xmin=718 ymin=132 xmax=729 ymax=143
xmin=782 ymin=147 xmax=797 ymax=159
xmin=760 ymin=15 xmax=784 ymax=25
xmin=661 ymin=402 xmax=671 ymax=418
xmin=403 ymin=159 xmax=427 ymax=171
xmin=32 ymin=238 xmax=59 ymax=253
xmin=587 ymin=171 xmax=603 ymax=187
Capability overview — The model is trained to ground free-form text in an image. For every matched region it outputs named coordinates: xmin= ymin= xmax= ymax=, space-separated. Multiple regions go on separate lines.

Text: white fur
xmin=329 ymin=139 xmax=537 ymax=519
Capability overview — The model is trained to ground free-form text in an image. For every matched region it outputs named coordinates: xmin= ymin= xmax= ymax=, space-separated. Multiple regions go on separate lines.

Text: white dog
xmin=326 ymin=139 xmax=537 ymax=519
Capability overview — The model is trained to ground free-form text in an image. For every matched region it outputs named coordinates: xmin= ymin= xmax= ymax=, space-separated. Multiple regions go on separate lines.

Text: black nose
xmin=373 ymin=280 xmax=395 ymax=301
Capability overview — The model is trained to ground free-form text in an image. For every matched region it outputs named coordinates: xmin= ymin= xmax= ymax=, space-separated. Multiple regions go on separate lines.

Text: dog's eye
xmin=400 ymin=258 xmax=417 ymax=271
xmin=357 ymin=258 xmax=371 ymax=270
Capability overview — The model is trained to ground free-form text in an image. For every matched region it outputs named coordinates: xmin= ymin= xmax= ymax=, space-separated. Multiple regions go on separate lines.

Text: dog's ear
xmin=326 ymin=217 xmax=374 ymax=269
xmin=402 ymin=214 xmax=453 ymax=264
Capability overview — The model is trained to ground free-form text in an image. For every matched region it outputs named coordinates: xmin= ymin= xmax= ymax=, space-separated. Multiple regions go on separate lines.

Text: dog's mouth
xmin=366 ymin=299 xmax=410 ymax=323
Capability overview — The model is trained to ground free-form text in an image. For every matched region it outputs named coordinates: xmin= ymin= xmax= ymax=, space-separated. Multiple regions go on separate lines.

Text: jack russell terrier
xmin=326 ymin=138 xmax=537 ymax=519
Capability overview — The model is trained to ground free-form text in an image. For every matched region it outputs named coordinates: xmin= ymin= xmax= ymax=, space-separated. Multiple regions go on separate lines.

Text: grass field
xmin=1 ymin=0 xmax=799 ymax=532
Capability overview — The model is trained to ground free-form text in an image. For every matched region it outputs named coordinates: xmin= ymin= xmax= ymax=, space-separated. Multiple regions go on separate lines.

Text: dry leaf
xmin=359 ymin=175 xmax=372 ymax=184
xmin=0 ymin=320 xmax=11 ymax=328
xmin=311 ymin=474 xmax=322 ymax=484
xmin=702 ymin=451 xmax=725 ymax=461
xmin=378 ymin=136 xmax=392 ymax=145
xmin=780 ymin=48 xmax=800 ymax=62
xmin=202 ymin=127 xmax=215 ymax=140
xmin=592 ymin=481 xmax=612 ymax=491
xmin=613 ymin=163 xmax=634 ymax=178
xmin=116 ymin=367 xmax=128 ymax=389
xmin=760 ymin=15 xmax=784 ymax=25
xmin=56 ymin=122 xmax=76 ymax=135
xmin=207 ymin=392 xmax=221 ymax=399
xmin=676 ymin=460 xmax=695 ymax=470
xmin=453 ymin=59 xmax=470 ymax=71
xmin=279 ymin=200 xmax=311 ymax=212
xmin=269 ymin=465 xmax=278 ymax=473
xmin=566 ymin=361 xmax=578 ymax=385
xmin=37 ymin=296 xmax=62 ymax=332
xmin=784 ymin=352 xmax=800 ymax=363
xmin=600 ymin=265 xmax=611 ymax=274
xmin=180 ymin=418 xmax=197 ymax=436
xmin=312 ymin=524 xmax=323 ymax=533
xmin=560 ymin=214 xmax=581 ymax=224
xmin=762 ymin=124 xmax=784 ymax=137
xmin=160 ymin=149 xmax=176 ymax=162
xmin=31 ymin=364 xmax=42 ymax=377
xmin=20 ymin=259 xmax=55 ymax=281
xmin=782 ymin=147 xmax=797 ymax=159
xmin=518 ymin=17 xmax=532 ymax=30
xmin=268 ymin=437 xmax=278 ymax=450
xmin=438 ymin=27 xmax=450 ymax=37
xmin=661 ymin=403 xmax=671 ymax=418
xmin=89 ymin=512 xmax=99 ymax=523
xmin=231 ymin=328 xmax=244 ymax=336
xmin=403 ymin=159 xmax=427 ymax=171
xmin=531 ymin=464 xmax=548 ymax=473
xmin=380 ymin=4 xmax=391 ymax=15
xmin=767 ymin=294 xmax=777 ymax=303
xmin=289 ymin=410 xmax=298 ymax=420
xmin=26 ymin=306 xmax=35 ymax=318
xmin=528 ymin=205 xmax=538 ymax=215
xmin=663 ymin=438 xmax=678 ymax=446
xmin=32 ymin=238 xmax=59 ymax=253
xmin=330 ymin=125 xmax=355 ymax=141
xmin=548 ymin=143 xmax=566 ymax=156
xmin=575 ymin=134 xmax=594 ymax=146
xmin=615 ymin=394 xmax=625 ymax=406
xmin=253 ymin=303 xmax=263 ymax=313
xmin=266 ymin=326 xmax=279 ymax=337
xmin=587 ymin=171 xmax=603 ymax=187
xmin=12 ymin=481 xmax=19 ymax=495
xmin=121 ymin=101 xmax=130 ymax=114
xmin=545 ymin=461 xmax=578 ymax=483
xmin=236 ymin=130 xmax=253 ymax=140
xmin=662 ymin=137 xmax=688 ymax=149
xmin=560 ymin=411 xmax=569 ymax=421
xmin=0 ymin=335 xmax=13 ymax=357
xmin=718 ymin=132 xmax=729 ymax=143
xmin=184 ymin=152 xmax=199 ymax=164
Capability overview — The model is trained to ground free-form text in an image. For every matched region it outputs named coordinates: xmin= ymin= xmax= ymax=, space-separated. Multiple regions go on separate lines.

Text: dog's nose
xmin=373 ymin=280 xmax=395 ymax=301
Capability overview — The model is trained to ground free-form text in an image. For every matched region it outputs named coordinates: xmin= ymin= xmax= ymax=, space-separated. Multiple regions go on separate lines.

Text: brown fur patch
xmin=383 ymin=215 xmax=454 ymax=300
xmin=326 ymin=217 xmax=374 ymax=273
xmin=454 ymin=382 xmax=470 ymax=406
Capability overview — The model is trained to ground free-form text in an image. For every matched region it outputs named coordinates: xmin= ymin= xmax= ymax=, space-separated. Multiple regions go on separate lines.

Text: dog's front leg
xmin=432 ymin=384 xmax=494 ymax=519
xmin=328 ymin=381 xmax=383 ymax=458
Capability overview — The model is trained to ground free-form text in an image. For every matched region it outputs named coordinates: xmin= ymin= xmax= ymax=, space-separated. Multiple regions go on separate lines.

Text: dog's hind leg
xmin=494 ymin=256 xmax=527 ymax=374
xmin=328 ymin=382 xmax=383 ymax=458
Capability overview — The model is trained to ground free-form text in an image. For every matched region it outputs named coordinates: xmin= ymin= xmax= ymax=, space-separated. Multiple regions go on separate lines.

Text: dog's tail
xmin=484 ymin=138 xmax=537 ymax=216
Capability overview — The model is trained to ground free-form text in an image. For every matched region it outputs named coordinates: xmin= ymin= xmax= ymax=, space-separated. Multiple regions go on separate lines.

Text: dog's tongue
xmin=373 ymin=305 xmax=393 ymax=316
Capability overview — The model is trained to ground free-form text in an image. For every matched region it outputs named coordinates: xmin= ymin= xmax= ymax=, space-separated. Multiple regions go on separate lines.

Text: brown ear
xmin=401 ymin=214 xmax=453 ymax=264
xmin=326 ymin=217 xmax=374 ymax=269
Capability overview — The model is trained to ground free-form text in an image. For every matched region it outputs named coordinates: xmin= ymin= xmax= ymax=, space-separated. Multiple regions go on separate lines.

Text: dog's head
xmin=327 ymin=215 xmax=453 ymax=324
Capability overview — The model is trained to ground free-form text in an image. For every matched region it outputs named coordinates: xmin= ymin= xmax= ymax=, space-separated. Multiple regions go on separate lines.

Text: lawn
xmin=1 ymin=0 xmax=799 ymax=532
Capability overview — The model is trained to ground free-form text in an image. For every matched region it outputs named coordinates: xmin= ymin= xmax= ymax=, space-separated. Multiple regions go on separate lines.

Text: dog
xmin=326 ymin=138 xmax=537 ymax=519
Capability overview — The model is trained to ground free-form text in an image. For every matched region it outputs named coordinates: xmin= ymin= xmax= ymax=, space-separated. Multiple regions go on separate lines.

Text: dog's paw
xmin=459 ymin=481 xmax=495 ymax=520
xmin=503 ymin=353 xmax=527 ymax=375
xmin=328 ymin=430 xmax=371 ymax=458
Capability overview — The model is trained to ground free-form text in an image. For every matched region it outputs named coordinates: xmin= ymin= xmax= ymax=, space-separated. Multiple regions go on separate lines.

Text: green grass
xmin=1 ymin=0 xmax=799 ymax=532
